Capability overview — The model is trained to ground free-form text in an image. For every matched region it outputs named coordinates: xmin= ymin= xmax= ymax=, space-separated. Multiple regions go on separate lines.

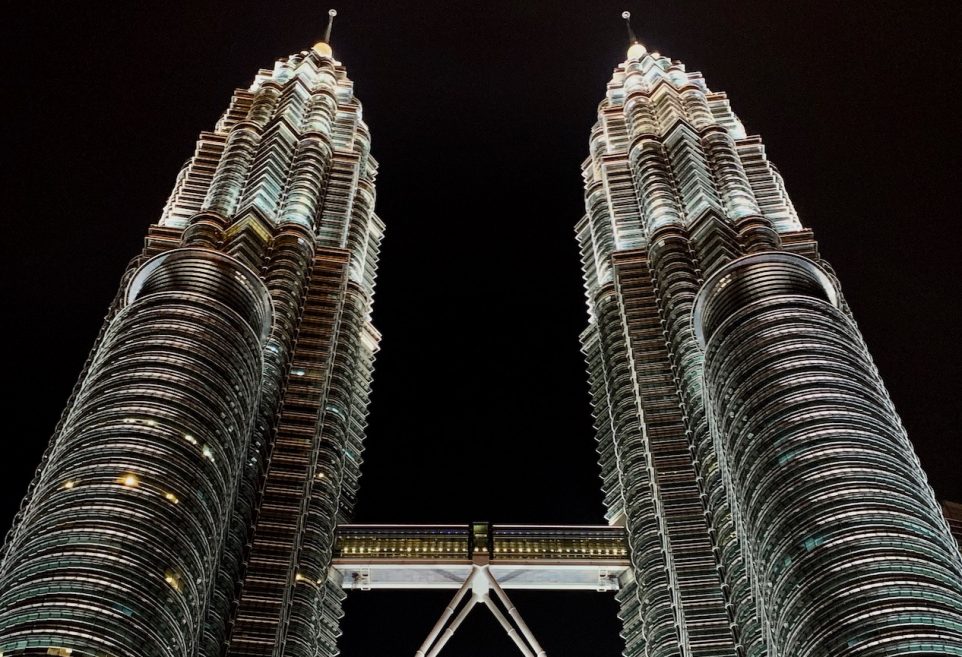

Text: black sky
xmin=2 ymin=1 xmax=961 ymax=655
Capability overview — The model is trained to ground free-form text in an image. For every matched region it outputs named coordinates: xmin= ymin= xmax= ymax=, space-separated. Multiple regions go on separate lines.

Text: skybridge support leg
xmin=414 ymin=571 xmax=476 ymax=657
xmin=413 ymin=566 xmax=548 ymax=657
xmin=481 ymin=594 xmax=535 ymax=657
xmin=487 ymin=567 xmax=548 ymax=657
xmin=423 ymin=595 xmax=477 ymax=657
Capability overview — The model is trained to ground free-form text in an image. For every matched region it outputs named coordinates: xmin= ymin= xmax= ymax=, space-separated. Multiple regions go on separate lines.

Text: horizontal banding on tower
xmin=693 ymin=251 xmax=962 ymax=656
xmin=126 ymin=247 xmax=274 ymax=343
xmin=0 ymin=248 xmax=273 ymax=657
xmin=692 ymin=251 xmax=838 ymax=350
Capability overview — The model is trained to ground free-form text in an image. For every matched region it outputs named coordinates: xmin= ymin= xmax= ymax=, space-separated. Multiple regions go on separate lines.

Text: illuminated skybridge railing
xmin=332 ymin=524 xmax=631 ymax=656
xmin=332 ymin=523 xmax=630 ymax=591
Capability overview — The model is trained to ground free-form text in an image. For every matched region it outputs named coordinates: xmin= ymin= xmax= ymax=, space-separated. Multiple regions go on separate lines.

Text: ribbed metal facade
xmin=0 ymin=42 xmax=382 ymax=657
xmin=696 ymin=253 xmax=962 ymax=656
xmin=578 ymin=44 xmax=962 ymax=657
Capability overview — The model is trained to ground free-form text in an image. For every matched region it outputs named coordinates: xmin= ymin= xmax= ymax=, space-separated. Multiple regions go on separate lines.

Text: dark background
xmin=2 ymin=1 xmax=960 ymax=655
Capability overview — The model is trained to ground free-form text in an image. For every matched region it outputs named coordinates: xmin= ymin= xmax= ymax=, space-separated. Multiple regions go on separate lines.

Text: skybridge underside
xmin=332 ymin=560 xmax=630 ymax=591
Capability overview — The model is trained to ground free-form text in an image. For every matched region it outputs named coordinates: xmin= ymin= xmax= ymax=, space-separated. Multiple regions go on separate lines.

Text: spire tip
xmin=323 ymin=8 xmax=336 ymax=42
xmin=622 ymin=11 xmax=631 ymax=19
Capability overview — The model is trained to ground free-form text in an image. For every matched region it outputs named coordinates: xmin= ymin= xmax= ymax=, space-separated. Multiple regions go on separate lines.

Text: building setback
xmin=577 ymin=20 xmax=962 ymax=657
xmin=0 ymin=24 xmax=383 ymax=657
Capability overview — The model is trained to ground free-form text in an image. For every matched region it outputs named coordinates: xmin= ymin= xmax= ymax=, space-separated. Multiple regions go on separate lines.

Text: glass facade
xmin=578 ymin=42 xmax=962 ymax=657
xmin=0 ymin=40 xmax=382 ymax=657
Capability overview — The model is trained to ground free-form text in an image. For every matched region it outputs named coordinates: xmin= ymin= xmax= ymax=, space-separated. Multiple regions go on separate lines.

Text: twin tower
xmin=1 ymin=15 xmax=961 ymax=657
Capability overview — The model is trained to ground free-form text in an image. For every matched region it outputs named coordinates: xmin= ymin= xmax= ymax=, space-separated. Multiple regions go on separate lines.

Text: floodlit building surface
xmin=0 ymin=29 xmax=383 ymax=657
xmin=577 ymin=25 xmax=962 ymax=657
xmin=2 ymin=13 xmax=962 ymax=657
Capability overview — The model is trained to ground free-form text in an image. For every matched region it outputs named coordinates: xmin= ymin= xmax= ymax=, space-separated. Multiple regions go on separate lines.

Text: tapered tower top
xmin=312 ymin=9 xmax=337 ymax=57
xmin=622 ymin=11 xmax=647 ymax=59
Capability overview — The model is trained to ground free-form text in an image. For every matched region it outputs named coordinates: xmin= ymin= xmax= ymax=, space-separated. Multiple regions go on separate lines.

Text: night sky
xmin=3 ymin=1 xmax=960 ymax=655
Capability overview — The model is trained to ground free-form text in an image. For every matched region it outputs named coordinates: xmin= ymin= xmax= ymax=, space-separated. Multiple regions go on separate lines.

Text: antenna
xmin=323 ymin=8 xmax=337 ymax=44
xmin=622 ymin=11 xmax=639 ymax=45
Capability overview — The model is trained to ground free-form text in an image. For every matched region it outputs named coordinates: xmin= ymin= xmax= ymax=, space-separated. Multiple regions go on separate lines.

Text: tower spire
xmin=312 ymin=9 xmax=337 ymax=57
xmin=621 ymin=11 xmax=647 ymax=59
xmin=323 ymin=8 xmax=336 ymax=43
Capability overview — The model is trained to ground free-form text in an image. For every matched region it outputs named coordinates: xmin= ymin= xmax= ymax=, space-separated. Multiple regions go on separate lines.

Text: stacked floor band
xmin=695 ymin=252 xmax=962 ymax=656
xmin=0 ymin=249 xmax=272 ymax=656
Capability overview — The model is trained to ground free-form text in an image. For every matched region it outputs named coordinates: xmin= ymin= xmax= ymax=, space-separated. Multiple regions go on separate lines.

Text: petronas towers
xmin=579 ymin=26 xmax=962 ymax=657
xmin=0 ymin=28 xmax=381 ymax=657
xmin=1 ymin=11 xmax=961 ymax=657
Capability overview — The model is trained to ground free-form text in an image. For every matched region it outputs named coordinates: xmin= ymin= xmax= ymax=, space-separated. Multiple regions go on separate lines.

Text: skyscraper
xmin=0 ymin=16 xmax=383 ymax=657
xmin=577 ymin=15 xmax=962 ymax=657
xmin=2 ymin=8 xmax=961 ymax=657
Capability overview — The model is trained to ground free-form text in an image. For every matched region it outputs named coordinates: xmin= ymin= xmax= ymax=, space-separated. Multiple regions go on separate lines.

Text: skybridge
xmin=331 ymin=523 xmax=631 ymax=657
